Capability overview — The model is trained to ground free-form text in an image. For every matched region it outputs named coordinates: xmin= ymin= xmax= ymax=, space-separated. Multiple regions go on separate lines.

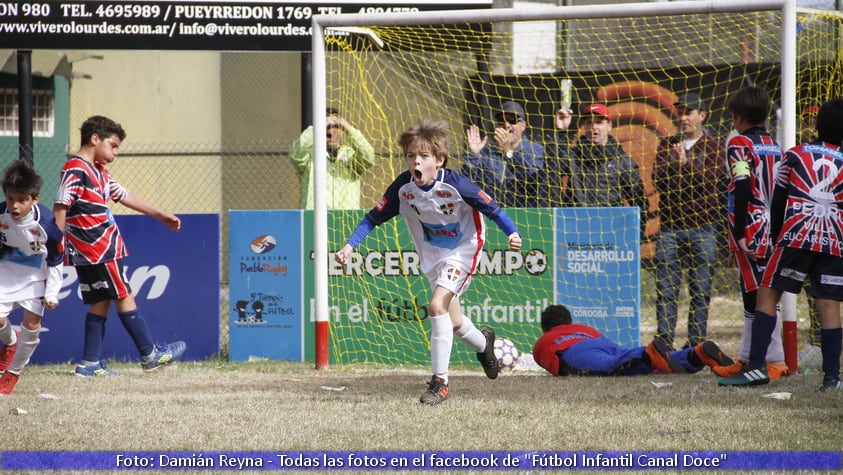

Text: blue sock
xmin=118 ymin=310 xmax=155 ymax=358
xmin=747 ymin=310 xmax=777 ymax=370
xmin=82 ymin=313 xmax=106 ymax=363
xmin=820 ymin=328 xmax=842 ymax=380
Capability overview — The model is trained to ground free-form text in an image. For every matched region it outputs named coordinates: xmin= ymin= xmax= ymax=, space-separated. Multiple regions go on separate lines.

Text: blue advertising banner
xmin=228 ymin=210 xmax=304 ymax=361
xmin=30 ymin=214 xmax=220 ymax=364
xmin=556 ymin=207 xmax=641 ymax=348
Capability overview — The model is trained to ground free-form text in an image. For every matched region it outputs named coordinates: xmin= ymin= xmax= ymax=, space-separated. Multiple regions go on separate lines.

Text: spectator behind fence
xmin=652 ymin=93 xmax=724 ymax=349
xmin=289 ymin=107 xmax=376 ymax=209
xmin=555 ymin=104 xmax=648 ymax=237
xmin=462 ymin=101 xmax=546 ymax=208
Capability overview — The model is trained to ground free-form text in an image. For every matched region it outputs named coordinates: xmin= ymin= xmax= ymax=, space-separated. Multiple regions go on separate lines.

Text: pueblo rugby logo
xmin=250 ymin=234 xmax=277 ymax=254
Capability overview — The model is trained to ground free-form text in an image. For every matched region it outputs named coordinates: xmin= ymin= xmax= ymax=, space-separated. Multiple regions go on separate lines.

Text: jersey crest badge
xmin=445 ymin=266 xmax=462 ymax=282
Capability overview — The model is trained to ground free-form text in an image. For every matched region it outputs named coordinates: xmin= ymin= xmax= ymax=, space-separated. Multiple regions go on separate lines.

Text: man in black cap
xmin=462 ymin=101 xmax=546 ymax=208
xmin=652 ymin=92 xmax=724 ymax=349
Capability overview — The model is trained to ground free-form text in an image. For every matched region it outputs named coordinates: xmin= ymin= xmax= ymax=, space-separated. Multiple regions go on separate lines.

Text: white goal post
xmin=310 ymin=0 xmax=798 ymax=368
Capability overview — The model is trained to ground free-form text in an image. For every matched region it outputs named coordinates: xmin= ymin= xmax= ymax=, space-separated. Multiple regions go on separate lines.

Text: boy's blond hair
xmin=398 ymin=119 xmax=451 ymax=168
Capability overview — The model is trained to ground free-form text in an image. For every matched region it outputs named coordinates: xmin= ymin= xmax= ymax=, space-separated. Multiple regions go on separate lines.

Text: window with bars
xmin=0 ymin=88 xmax=55 ymax=137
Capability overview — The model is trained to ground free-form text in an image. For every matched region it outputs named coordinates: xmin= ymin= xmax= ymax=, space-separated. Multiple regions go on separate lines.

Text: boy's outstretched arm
xmin=492 ymin=211 xmax=521 ymax=251
xmin=120 ymin=192 xmax=181 ymax=232
xmin=335 ymin=215 xmax=377 ymax=265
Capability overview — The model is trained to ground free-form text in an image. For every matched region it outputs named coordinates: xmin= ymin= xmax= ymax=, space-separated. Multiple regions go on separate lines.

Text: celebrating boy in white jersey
xmin=335 ymin=119 xmax=522 ymax=405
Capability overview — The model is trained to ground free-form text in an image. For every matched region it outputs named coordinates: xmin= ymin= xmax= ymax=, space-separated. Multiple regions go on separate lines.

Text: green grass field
xmin=1 ymin=359 xmax=841 ymax=474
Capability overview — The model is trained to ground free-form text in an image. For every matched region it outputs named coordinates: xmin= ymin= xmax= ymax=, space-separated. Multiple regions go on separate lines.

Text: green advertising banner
xmin=322 ymin=209 xmax=554 ymax=366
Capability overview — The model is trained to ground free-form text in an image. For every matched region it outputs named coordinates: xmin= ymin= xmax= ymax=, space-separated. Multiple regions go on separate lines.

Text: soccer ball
xmin=798 ymin=345 xmax=823 ymax=371
xmin=493 ymin=337 xmax=519 ymax=370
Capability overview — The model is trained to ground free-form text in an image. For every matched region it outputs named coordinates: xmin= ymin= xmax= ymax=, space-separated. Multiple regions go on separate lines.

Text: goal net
xmin=314 ymin=1 xmax=842 ymax=366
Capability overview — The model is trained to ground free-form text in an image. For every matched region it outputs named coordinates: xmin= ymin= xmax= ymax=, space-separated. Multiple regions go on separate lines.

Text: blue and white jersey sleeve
xmin=366 ymin=171 xmax=410 ymax=226
xmin=344 ymin=172 xmax=408 ymax=249
xmin=449 ymin=171 xmax=503 ymax=217
xmin=450 ymin=171 xmax=518 ymax=236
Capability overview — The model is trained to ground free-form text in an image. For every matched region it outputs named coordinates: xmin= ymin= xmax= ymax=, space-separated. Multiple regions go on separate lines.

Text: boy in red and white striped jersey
xmin=54 ymin=115 xmax=186 ymax=377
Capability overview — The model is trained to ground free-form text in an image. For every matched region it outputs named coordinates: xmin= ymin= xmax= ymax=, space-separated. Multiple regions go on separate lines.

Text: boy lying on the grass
xmin=533 ymin=304 xmax=734 ymax=376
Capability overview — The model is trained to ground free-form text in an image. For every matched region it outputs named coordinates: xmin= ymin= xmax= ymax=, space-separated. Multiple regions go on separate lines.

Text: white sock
xmin=0 ymin=321 xmax=16 ymax=346
xmin=8 ymin=326 xmax=40 ymax=374
xmin=429 ymin=313 xmax=452 ymax=383
xmin=767 ymin=310 xmax=785 ymax=363
xmin=738 ymin=311 xmax=753 ymax=361
xmin=454 ymin=315 xmax=486 ymax=352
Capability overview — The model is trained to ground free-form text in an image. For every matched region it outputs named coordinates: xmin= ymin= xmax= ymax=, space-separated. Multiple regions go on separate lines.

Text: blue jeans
xmin=654 ymin=225 xmax=717 ymax=349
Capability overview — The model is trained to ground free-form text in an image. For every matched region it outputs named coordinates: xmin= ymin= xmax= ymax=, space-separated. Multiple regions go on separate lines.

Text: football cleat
xmin=713 ymin=360 xmax=790 ymax=379
xmin=75 ymin=361 xmax=119 ymax=377
xmin=718 ymin=366 xmax=770 ymax=386
xmin=0 ymin=332 xmax=18 ymax=373
xmin=766 ymin=362 xmax=792 ymax=379
xmin=476 ymin=327 xmax=499 ymax=380
xmin=419 ymin=375 xmax=449 ymax=405
xmin=645 ymin=339 xmax=686 ymax=374
xmin=712 ymin=361 xmax=743 ymax=377
xmin=141 ymin=341 xmax=187 ymax=372
xmin=821 ymin=376 xmax=843 ymax=391
xmin=0 ymin=371 xmax=19 ymax=396
xmin=694 ymin=341 xmax=734 ymax=368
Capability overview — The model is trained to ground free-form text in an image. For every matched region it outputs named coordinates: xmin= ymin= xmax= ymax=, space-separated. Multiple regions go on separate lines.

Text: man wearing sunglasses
xmin=289 ymin=107 xmax=376 ymax=209
xmin=462 ymin=101 xmax=546 ymax=208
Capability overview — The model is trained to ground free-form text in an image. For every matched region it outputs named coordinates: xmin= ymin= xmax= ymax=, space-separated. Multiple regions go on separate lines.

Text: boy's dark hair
xmin=398 ymin=119 xmax=451 ymax=168
xmin=727 ymin=86 xmax=770 ymax=126
xmin=80 ymin=115 xmax=126 ymax=145
xmin=816 ymin=99 xmax=843 ymax=146
xmin=541 ymin=304 xmax=572 ymax=332
xmin=326 ymin=107 xmax=340 ymax=117
xmin=2 ymin=159 xmax=42 ymax=198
